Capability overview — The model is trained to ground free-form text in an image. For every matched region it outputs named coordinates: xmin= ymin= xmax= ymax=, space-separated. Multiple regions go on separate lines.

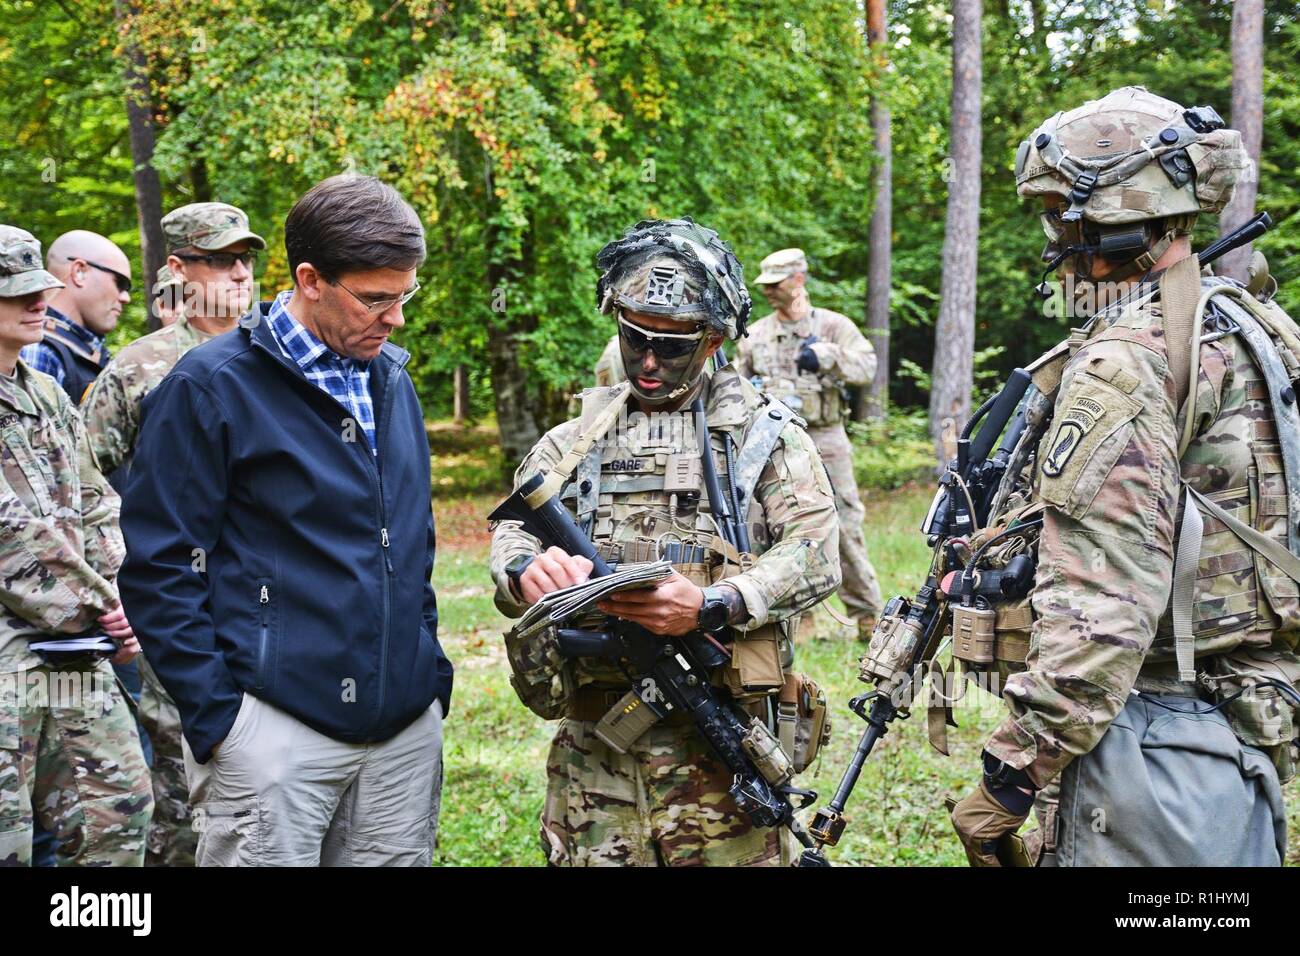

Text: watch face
xmin=700 ymin=600 xmax=728 ymax=632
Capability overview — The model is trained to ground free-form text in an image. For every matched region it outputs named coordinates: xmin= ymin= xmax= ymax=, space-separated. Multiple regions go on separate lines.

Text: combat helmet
xmin=596 ymin=217 xmax=752 ymax=340
xmin=1015 ymin=86 xmax=1249 ymax=280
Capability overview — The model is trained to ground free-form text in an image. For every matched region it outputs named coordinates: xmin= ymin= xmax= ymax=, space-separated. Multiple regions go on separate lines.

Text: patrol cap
xmin=162 ymin=202 xmax=266 ymax=252
xmin=0 ymin=225 xmax=64 ymax=298
xmin=754 ymin=247 xmax=807 ymax=285
xmin=152 ymin=263 xmax=183 ymax=297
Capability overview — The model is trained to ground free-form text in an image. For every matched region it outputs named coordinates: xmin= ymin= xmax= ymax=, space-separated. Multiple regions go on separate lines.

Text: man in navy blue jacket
xmin=118 ymin=175 xmax=453 ymax=867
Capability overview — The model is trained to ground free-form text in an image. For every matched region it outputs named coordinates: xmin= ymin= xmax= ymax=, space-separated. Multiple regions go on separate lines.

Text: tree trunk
xmin=928 ymin=0 xmax=982 ymax=468
xmin=117 ymin=2 xmax=167 ymax=332
xmin=453 ymin=364 xmax=470 ymax=423
xmin=862 ymin=0 xmax=892 ymax=422
xmin=1218 ymin=0 xmax=1264 ymax=283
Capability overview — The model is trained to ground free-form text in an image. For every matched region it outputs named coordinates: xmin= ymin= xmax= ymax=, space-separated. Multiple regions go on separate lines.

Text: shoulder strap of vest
xmin=527 ymin=383 xmax=631 ymax=510
xmin=731 ymin=399 xmax=798 ymax=515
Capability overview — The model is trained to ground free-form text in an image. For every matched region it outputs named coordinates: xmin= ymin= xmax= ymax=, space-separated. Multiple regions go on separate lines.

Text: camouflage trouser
xmin=138 ymin=654 xmax=196 ymax=867
xmin=541 ymin=717 xmax=794 ymax=866
xmin=0 ymin=662 xmax=153 ymax=866
xmin=810 ymin=425 xmax=882 ymax=629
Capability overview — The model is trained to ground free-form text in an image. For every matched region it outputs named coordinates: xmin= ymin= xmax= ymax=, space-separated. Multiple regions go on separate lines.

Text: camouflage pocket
xmin=504 ymin=625 xmax=571 ymax=721
xmin=1037 ymin=369 xmax=1142 ymax=520
xmin=721 ymin=628 xmax=785 ymax=700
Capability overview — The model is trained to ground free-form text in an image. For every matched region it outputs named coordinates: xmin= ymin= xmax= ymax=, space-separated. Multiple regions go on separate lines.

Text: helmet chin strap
xmin=1036 ymin=218 xmax=1190 ymax=301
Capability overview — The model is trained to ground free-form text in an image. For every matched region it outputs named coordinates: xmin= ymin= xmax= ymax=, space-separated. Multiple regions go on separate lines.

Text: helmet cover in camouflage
xmin=1015 ymin=86 xmax=1249 ymax=227
xmin=0 ymin=225 xmax=64 ymax=298
xmin=596 ymin=217 xmax=752 ymax=340
xmin=161 ymin=202 xmax=266 ymax=253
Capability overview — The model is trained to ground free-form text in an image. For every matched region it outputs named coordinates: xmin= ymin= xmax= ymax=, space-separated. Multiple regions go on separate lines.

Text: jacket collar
xmin=242 ymin=299 xmax=411 ymax=385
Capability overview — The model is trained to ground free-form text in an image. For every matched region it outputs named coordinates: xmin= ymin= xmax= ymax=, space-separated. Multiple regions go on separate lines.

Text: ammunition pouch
xmin=504 ymin=623 xmax=572 ymax=721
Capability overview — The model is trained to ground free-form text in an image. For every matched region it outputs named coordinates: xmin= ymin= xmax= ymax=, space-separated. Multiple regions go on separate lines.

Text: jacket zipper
xmin=257 ymin=583 xmax=270 ymax=690
xmin=249 ymin=323 xmax=407 ymax=733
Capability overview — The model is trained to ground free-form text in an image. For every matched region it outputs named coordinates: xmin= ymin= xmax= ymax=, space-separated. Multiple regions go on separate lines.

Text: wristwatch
xmin=505 ymin=553 xmax=536 ymax=600
xmin=697 ymin=585 xmax=731 ymax=633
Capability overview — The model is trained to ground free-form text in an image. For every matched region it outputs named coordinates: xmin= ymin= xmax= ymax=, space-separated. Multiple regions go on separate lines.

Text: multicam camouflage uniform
xmin=80 ymin=322 xmax=214 ymax=868
xmin=492 ymin=367 xmax=840 ymax=865
xmin=0 ymin=227 xmax=153 ymax=864
xmin=76 ymin=202 xmax=263 ymax=867
xmin=734 ymin=280 xmax=881 ymax=635
xmin=958 ymin=88 xmax=1296 ymax=864
xmin=493 ymin=219 xmax=840 ymax=866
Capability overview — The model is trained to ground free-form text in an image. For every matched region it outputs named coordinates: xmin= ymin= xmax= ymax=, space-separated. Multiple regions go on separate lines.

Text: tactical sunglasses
xmin=174 ymin=251 xmax=260 ymax=271
xmin=68 ymin=257 xmax=132 ymax=294
xmin=617 ymin=313 xmax=706 ymax=359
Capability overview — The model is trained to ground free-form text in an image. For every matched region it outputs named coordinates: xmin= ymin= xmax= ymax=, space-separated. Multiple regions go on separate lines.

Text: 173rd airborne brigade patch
xmin=1042 ymin=394 xmax=1106 ymax=477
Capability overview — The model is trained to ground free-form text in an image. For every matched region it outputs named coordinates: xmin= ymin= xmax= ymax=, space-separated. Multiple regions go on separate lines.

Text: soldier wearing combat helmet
xmin=942 ymin=87 xmax=1299 ymax=865
xmin=490 ymin=218 xmax=842 ymax=866
xmin=735 ymin=248 xmax=882 ymax=641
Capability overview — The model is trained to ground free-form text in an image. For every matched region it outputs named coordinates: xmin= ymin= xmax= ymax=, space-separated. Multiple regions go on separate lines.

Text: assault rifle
xmin=797 ymin=210 xmax=1276 ymax=867
xmin=490 ymin=472 xmax=820 ymax=853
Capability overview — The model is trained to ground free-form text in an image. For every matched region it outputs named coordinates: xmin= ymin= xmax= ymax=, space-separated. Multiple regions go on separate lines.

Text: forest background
xmin=4 ymin=0 xmax=1297 ymax=477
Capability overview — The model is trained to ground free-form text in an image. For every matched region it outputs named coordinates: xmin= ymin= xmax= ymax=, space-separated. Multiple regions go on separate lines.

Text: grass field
xmin=429 ymin=424 xmax=1300 ymax=867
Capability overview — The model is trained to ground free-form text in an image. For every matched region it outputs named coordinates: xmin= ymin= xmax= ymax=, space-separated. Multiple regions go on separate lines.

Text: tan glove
xmin=949 ymin=781 xmax=1032 ymax=867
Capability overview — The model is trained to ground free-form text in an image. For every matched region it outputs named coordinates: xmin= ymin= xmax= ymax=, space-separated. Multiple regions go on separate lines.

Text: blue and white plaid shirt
xmin=19 ymin=308 xmax=108 ymax=387
xmin=266 ymin=291 xmax=378 ymax=458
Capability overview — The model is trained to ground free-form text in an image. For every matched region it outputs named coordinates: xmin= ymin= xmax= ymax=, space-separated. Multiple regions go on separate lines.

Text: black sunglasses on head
xmin=69 ymin=257 xmax=132 ymax=294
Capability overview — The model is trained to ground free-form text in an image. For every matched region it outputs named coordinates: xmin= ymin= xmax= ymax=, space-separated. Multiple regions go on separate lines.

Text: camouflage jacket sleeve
xmin=489 ymin=420 xmax=582 ymax=618
xmin=809 ymin=310 xmax=876 ymax=386
xmin=984 ymin=330 xmax=1187 ymax=788
xmin=74 ymin=406 xmax=126 ymax=583
xmin=724 ymin=422 xmax=841 ymax=629
xmin=0 ymin=402 xmax=118 ymax=633
xmin=81 ymin=359 xmax=136 ymax=476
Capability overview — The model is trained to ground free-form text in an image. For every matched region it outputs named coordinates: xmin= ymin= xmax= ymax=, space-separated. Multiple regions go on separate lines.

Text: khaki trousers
xmin=183 ymin=692 xmax=443 ymax=867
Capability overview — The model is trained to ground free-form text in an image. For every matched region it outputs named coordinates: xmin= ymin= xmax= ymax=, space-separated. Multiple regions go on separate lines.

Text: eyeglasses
xmin=68 ymin=257 xmax=132 ymax=294
xmin=332 ymin=277 xmax=421 ymax=315
xmin=174 ymin=251 xmax=259 ymax=271
xmin=617 ymin=313 xmax=706 ymax=360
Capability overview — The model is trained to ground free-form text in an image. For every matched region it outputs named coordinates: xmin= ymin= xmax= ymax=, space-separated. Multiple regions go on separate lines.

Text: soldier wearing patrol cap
xmin=946 ymin=87 xmax=1299 ymax=866
xmin=734 ymin=248 xmax=882 ymax=641
xmin=490 ymin=218 xmax=842 ymax=866
xmin=81 ymin=201 xmax=265 ymax=867
xmin=0 ymin=225 xmax=154 ymax=866
xmin=153 ymin=264 xmax=184 ymax=328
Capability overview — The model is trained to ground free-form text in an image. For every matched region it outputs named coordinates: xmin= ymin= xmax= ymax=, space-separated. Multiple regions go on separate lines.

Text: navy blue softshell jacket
xmin=118 ymin=302 xmax=454 ymax=763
